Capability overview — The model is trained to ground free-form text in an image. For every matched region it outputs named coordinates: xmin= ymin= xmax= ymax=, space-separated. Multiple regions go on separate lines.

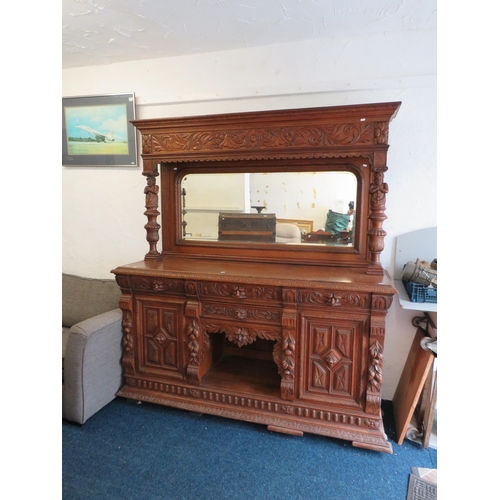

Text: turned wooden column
xmin=366 ymin=150 xmax=389 ymax=275
xmin=142 ymin=159 xmax=162 ymax=261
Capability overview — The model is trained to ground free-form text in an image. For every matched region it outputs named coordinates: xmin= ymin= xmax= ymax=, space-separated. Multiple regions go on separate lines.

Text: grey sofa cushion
xmin=62 ymin=273 xmax=122 ymax=328
xmin=62 ymin=309 xmax=123 ymax=424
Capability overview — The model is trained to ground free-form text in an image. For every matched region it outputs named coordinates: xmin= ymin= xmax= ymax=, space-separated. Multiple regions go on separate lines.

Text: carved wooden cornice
xmin=133 ymin=102 xmax=400 ymax=163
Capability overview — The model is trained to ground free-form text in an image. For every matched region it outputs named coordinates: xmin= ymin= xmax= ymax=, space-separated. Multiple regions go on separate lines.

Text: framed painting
xmin=62 ymin=93 xmax=137 ymax=167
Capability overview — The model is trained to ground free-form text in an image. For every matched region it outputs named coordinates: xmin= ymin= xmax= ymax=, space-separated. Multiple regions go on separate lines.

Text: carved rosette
xmin=142 ymin=134 xmax=152 ymax=154
xmin=184 ymin=281 xmax=198 ymax=296
xmin=143 ymin=161 xmax=161 ymax=261
xmin=221 ymin=325 xmax=257 ymax=347
xmin=374 ymin=122 xmax=389 ymax=145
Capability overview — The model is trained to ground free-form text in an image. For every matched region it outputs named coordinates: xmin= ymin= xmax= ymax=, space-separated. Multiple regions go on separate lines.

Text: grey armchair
xmin=62 ymin=273 xmax=123 ymax=424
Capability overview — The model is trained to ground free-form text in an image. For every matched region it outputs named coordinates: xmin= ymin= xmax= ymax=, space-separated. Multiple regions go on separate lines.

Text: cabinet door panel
xmin=300 ymin=313 xmax=367 ymax=408
xmin=137 ymin=297 xmax=185 ymax=379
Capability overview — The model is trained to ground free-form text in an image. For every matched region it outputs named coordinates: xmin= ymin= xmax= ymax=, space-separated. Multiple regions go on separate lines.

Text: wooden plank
xmin=392 ymin=328 xmax=434 ymax=445
xmin=422 ymin=372 xmax=437 ymax=449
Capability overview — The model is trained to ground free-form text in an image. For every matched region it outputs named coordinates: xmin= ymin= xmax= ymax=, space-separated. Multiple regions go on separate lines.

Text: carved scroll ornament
xmin=149 ymin=122 xmax=376 ymax=156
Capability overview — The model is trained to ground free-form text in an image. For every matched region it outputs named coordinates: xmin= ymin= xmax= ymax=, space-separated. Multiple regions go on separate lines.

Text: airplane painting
xmin=64 ymin=102 xmax=130 ymax=156
xmin=75 ymin=125 xmax=117 ymax=143
xmin=62 ymin=93 xmax=137 ymax=166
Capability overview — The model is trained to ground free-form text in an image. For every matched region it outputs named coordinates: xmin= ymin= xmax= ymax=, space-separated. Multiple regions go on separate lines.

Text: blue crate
xmin=403 ymin=280 xmax=437 ymax=303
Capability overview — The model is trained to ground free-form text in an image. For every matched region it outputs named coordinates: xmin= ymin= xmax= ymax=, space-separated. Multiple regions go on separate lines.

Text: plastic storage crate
xmin=403 ymin=280 xmax=437 ymax=303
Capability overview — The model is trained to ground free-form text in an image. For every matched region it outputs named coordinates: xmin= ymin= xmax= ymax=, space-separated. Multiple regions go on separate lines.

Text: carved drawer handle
xmin=231 ymin=286 xmax=247 ymax=299
xmin=327 ymin=293 xmax=342 ymax=307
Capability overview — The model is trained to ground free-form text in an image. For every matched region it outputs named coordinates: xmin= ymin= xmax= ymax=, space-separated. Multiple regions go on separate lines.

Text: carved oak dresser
xmin=112 ymin=102 xmax=401 ymax=453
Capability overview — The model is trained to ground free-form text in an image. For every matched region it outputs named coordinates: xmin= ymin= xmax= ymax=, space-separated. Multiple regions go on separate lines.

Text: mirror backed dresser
xmin=112 ymin=102 xmax=401 ymax=453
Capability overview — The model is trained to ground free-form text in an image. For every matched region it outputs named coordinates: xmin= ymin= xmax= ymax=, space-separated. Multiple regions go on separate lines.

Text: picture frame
xmin=62 ymin=93 xmax=138 ymax=167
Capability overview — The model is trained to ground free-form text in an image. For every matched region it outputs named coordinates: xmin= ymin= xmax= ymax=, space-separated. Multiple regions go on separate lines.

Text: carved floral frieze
xmin=149 ymin=122 xmax=376 ymax=156
xmin=202 ymin=304 xmax=281 ymax=323
xmin=297 ymin=290 xmax=370 ymax=308
xmin=129 ymin=276 xmax=185 ymax=294
xmin=198 ymin=282 xmax=280 ymax=301
xmin=203 ymin=322 xmax=280 ymax=348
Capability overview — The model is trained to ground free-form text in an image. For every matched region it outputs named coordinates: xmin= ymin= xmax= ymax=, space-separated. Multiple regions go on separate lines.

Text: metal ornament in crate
xmin=401 ymin=261 xmax=437 ymax=287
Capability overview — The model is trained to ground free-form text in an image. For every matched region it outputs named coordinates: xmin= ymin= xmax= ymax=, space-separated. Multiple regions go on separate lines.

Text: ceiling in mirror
xmin=180 ymin=171 xmax=357 ymax=246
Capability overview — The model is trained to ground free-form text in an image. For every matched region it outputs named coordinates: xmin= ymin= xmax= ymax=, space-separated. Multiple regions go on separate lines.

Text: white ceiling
xmin=62 ymin=0 xmax=437 ymax=69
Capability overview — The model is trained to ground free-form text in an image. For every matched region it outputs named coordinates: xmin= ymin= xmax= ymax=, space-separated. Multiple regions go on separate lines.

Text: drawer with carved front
xmin=196 ymin=281 xmax=281 ymax=304
xmin=296 ymin=289 xmax=371 ymax=310
xmin=200 ymin=303 xmax=282 ymax=325
xmin=128 ymin=276 xmax=185 ymax=295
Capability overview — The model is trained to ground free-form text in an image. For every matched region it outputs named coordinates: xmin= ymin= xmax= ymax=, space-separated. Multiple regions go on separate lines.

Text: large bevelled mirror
xmin=180 ymin=171 xmax=358 ymax=246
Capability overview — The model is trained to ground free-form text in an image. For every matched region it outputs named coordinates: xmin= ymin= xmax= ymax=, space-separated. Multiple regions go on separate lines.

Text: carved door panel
xmin=299 ymin=313 xmax=368 ymax=410
xmin=136 ymin=296 xmax=185 ymax=380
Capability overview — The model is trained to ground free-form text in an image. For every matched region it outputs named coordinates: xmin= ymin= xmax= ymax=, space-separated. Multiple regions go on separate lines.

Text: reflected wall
xmin=181 ymin=171 xmax=357 ymax=244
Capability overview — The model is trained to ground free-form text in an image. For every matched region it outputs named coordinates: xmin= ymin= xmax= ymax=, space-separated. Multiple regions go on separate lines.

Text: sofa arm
xmin=62 ymin=308 xmax=123 ymax=424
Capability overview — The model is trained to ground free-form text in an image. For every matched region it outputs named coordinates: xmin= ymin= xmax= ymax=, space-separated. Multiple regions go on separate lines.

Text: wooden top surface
xmin=112 ymin=256 xmax=396 ymax=294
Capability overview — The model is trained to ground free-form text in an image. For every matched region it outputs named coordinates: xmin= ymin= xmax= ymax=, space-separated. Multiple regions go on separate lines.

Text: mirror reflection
xmin=181 ymin=172 xmax=357 ymax=246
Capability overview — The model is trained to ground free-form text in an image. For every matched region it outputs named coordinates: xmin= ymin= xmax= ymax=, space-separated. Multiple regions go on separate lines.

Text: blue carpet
xmin=62 ymin=399 xmax=436 ymax=500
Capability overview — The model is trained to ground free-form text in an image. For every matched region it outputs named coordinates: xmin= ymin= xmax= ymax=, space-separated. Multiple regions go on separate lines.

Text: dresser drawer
xmin=196 ymin=281 xmax=281 ymax=304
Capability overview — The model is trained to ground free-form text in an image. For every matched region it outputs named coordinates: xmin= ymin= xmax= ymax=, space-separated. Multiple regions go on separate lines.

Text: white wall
xmin=62 ymin=28 xmax=436 ymax=399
